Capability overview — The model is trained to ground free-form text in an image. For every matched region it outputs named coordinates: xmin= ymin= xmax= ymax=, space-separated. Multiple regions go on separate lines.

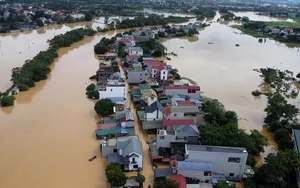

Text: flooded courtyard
xmin=0 ymin=13 xmax=300 ymax=187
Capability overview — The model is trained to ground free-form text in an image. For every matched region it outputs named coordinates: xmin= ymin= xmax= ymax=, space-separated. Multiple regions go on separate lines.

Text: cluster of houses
xmin=93 ymin=27 xmax=253 ymax=188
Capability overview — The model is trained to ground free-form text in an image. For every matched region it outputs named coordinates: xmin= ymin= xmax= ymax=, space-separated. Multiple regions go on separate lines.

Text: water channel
xmin=0 ymin=12 xmax=300 ymax=187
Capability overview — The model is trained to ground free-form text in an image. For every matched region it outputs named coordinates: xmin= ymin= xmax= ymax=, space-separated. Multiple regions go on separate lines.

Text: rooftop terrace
xmin=186 ymin=145 xmax=247 ymax=154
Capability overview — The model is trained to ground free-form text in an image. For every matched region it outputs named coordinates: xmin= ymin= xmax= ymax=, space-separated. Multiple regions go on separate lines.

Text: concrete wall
xmin=128 ymin=153 xmax=143 ymax=171
xmin=127 ymin=71 xmax=150 ymax=84
xmin=101 ymin=145 xmax=116 ymax=158
xmin=164 ymin=89 xmax=200 ymax=99
xmin=186 ymin=149 xmax=247 ymax=179
xmin=177 ymin=170 xmax=211 ymax=182
xmin=145 ymin=110 xmax=163 ymax=121
xmin=99 ymin=86 xmax=125 ymax=100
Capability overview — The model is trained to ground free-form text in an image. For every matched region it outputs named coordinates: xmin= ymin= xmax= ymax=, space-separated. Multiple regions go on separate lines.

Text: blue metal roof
xmin=128 ymin=47 xmax=143 ymax=51
xmin=177 ymin=161 xmax=213 ymax=172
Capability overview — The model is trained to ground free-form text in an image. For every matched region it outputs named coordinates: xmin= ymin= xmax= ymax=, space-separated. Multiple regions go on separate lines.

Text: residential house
xmin=292 ymin=129 xmax=300 ymax=188
xmin=144 ymin=60 xmax=172 ymax=80
xmin=98 ymin=78 xmax=126 ymax=103
xmin=139 ymin=83 xmax=157 ymax=102
xmin=170 ymin=174 xmax=187 ymax=188
xmin=163 ymin=85 xmax=201 ymax=99
xmin=115 ymin=108 xmax=135 ymax=128
xmin=156 ymin=129 xmax=188 ymax=149
xmin=126 ymin=55 xmax=141 ymax=62
xmin=172 ymin=159 xmax=214 ymax=183
xmin=127 ymin=69 xmax=150 ymax=84
xmin=184 ymin=145 xmax=248 ymax=181
xmin=101 ymin=135 xmax=138 ymax=157
xmin=144 ymin=101 xmax=164 ymax=121
xmin=164 ymin=105 xmax=200 ymax=119
xmin=130 ymin=88 xmax=142 ymax=102
xmin=95 ymin=127 xmax=135 ymax=139
xmin=127 ymin=46 xmax=143 ymax=56
xmin=104 ymin=136 xmax=143 ymax=171
xmin=135 ymin=35 xmax=151 ymax=42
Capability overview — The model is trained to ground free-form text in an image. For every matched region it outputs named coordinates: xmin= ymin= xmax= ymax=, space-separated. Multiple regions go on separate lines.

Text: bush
xmin=86 ymin=90 xmax=99 ymax=99
xmin=86 ymin=83 xmax=95 ymax=91
xmin=252 ymin=90 xmax=262 ymax=96
xmin=94 ymin=99 xmax=115 ymax=115
xmin=17 ymin=84 xmax=29 ymax=91
xmin=89 ymin=75 xmax=96 ymax=80
xmin=1 ymin=96 xmax=15 ymax=107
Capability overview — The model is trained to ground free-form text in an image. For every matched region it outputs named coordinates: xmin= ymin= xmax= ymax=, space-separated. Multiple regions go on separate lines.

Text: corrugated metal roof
xmin=177 ymin=161 xmax=213 ymax=171
xmin=162 ymin=119 xmax=195 ymax=127
xmin=170 ymin=174 xmax=187 ymax=188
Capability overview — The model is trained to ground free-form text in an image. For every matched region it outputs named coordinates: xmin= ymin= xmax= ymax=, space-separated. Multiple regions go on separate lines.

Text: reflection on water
xmin=233 ymin=11 xmax=293 ymax=22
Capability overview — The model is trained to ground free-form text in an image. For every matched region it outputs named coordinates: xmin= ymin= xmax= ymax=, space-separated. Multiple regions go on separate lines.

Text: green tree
xmin=94 ymin=44 xmax=109 ymax=54
xmin=249 ymin=129 xmax=268 ymax=155
xmin=84 ymin=12 xmax=93 ymax=21
xmin=105 ymin=163 xmax=127 ymax=187
xmin=0 ymin=96 xmax=15 ymax=107
xmin=86 ymin=83 xmax=95 ymax=91
xmin=218 ymin=180 xmax=235 ymax=188
xmin=242 ymin=16 xmax=250 ymax=22
xmin=136 ymin=173 xmax=145 ymax=185
xmin=154 ymin=178 xmax=178 ymax=188
xmin=94 ymin=99 xmax=114 ymax=115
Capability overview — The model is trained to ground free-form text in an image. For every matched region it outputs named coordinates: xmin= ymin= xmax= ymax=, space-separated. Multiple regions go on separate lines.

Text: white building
xmin=184 ymin=145 xmax=248 ymax=181
xmin=144 ymin=101 xmax=164 ymax=121
xmin=98 ymin=78 xmax=126 ymax=103
xmin=127 ymin=47 xmax=143 ymax=56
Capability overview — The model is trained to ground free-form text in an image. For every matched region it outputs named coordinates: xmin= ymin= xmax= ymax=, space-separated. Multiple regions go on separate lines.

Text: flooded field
xmin=0 ymin=12 xmax=300 ymax=187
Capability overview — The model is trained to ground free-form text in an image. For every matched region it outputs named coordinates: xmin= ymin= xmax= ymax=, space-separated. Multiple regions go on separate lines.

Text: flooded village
xmin=1 ymin=1 xmax=300 ymax=188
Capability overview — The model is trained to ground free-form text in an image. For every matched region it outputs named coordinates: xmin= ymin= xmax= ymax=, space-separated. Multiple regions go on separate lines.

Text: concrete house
xmin=144 ymin=101 xmax=164 ymax=121
xmin=164 ymin=105 xmax=200 ymax=119
xmin=127 ymin=69 xmax=150 ymax=84
xmin=127 ymin=47 xmax=143 ymax=56
xmin=98 ymin=78 xmax=126 ymax=103
xmin=115 ymin=108 xmax=135 ymax=128
xmin=156 ymin=129 xmax=188 ymax=149
xmin=139 ymin=83 xmax=157 ymax=102
xmin=101 ymin=136 xmax=143 ymax=171
xmin=172 ymin=159 xmax=214 ymax=183
xmin=163 ymin=85 xmax=201 ymax=99
xmin=144 ymin=60 xmax=172 ymax=80
xmin=184 ymin=145 xmax=248 ymax=181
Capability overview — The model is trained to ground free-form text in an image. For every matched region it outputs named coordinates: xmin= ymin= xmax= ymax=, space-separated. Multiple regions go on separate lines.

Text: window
xmin=188 ymin=89 xmax=192 ymax=93
xmin=159 ymin=136 xmax=165 ymax=140
xmin=133 ymin=165 xmax=138 ymax=168
xmin=140 ymin=74 xmax=142 ymax=76
xmin=140 ymin=78 xmax=142 ymax=80
xmin=204 ymin=171 xmax=211 ymax=176
xmin=113 ymin=149 xmax=117 ymax=153
xmin=228 ymin=157 xmax=241 ymax=163
xmin=145 ymin=74 xmax=148 ymax=76
xmin=192 ymin=89 xmax=196 ymax=93
xmin=132 ymin=158 xmax=136 ymax=163
xmin=174 ymin=114 xmax=177 ymax=117
xmin=229 ymin=173 xmax=235 ymax=177
xmin=111 ymin=89 xmax=113 ymax=92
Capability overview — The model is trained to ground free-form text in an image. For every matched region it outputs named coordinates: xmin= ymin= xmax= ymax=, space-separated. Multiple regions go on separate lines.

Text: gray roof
xmin=171 ymin=125 xmax=199 ymax=136
xmin=186 ymin=145 xmax=247 ymax=154
xmin=154 ymin=168 xmax=174 ymax=178
xmin=124 ymin=178 xmax=140 ymax=187
xmin=177 ymin=161 xmax=213 ymax=171
xmin=145 ymin=101 xmax=164 ymax=113
xmin=117 ymin=137 xmax=143 ymax=157
xmin=115 ymin=109 xmax=134 ymax=121
xmin=107 ymin=153 xmax=124 ymax=164
xmin=171 ymin=106 xmax=199 ymax=113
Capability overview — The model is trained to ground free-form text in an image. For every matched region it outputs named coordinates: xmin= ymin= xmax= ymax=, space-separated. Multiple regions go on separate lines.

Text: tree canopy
xmin=94 ymin=99 xmax=115 ymax=115
xmin=0 ymin=96 xmax=15 ymax=107
xmin=105 ymin=163 xmax=127 ymax=187
xmin=153 ymin=178 xmax=178 ymax=188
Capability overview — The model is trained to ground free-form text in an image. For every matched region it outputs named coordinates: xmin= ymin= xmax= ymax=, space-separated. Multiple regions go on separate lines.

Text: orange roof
xmin=170 ymin=174 xmax=186 ymax=188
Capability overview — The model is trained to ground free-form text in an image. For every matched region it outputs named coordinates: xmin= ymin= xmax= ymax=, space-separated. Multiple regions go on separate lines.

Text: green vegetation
xmin=137 ymin=39 xmax=166 ymax=57
xmin=17 ymin=83 xmax=29 ymax=91
xmin=218 ymin=180 xmax=236 ymax=188
xmin=193 ymin=7 xmax=216 ymax=20
xmin=231 ymin=25 xmax=266 ymax=38
xmin=135 ymin=173 xmax=145 ymax=185
xmin=115 ymin=15 xmax=189 ymax=29
xmin=170 ymin=68 xmax=181 ymax=80
xmin=10 ymin=27 xmax=96 ymax=94
xmin=105 ymin=163 xmax=127 ymax=187
xmin=0 ymin=96 xmax=15 ymax=107
xmin=94 ymin=99 xmax=115 ymax=116
xmin=154 ymin=178 xmax=178 ymax=188
xmin=117 ymin=42 xmax=127 ymax=58
xmin=199 ymin=98 xmax=268 ymax=166
xmin=263 ymin=21 xmax=300 ymax=28
xmin=94 ymin=37 xmax=116 ymax=54
xmin=85 ymin=83 xmax=99 ymax=99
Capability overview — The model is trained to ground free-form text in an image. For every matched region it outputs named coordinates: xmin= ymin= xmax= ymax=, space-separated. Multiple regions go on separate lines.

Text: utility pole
xmin=0 ymin=40 xmax=3 ymax=56
xmin=27 ymin=39 xmax=31 ymax=59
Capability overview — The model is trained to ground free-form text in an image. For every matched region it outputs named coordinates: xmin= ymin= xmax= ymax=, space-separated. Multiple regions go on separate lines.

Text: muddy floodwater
xmin=0 ymin=13 xmax=300 ymax=187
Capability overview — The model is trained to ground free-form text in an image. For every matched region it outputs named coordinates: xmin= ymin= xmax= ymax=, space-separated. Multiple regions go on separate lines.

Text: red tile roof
xmin=176 ymin=101 xmax=195 ymax=106
xmin=163 ymin=85 xmax=200 ymax=90
xmin=170 ymin=174 xmax=187 ymax=188
xmin=162 ymin=119 xmax=195 ymax=127
xmin=97 ymin=123 xmax=116 ymax=130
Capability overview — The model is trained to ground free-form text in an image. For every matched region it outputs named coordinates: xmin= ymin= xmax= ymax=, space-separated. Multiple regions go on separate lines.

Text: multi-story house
xmin=156 ymin=129 xmax=188 ymax=149
xmin=127 ymin=47 xmax=143 ymax=56
xmin=144 ymin=101 xmax=164 ymax=121
xmin=164 ymin=105 xmax=200 ymax=119
xmin=127 ymin=69 xmax=150 ymax=84
xmin=183 ymin=145 xmax=248 ymax=181
xmin=98 ymin=78 xmax=126 ymax=103
xmin=144 ymin=60 xmax=172 ymax=80
xmin=101 ymin=136 xmax=143 ymax=171
xmin=163 ymin=85 xmax=201 ymax=99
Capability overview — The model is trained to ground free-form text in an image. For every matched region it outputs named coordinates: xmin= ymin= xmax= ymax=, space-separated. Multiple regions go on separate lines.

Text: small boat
xmin=88 ymin=155 xmax=97 ymax=162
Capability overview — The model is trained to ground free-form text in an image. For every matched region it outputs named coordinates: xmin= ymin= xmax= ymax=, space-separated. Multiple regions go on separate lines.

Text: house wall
xmin=156 ymin=134 xmax=185 ymax=149
xmin=160 ymin=69 xmax=168 ymax=80
xmin=129 ymin=50 xmax=143 ymax=56
xmin=187 ymin=136 xmax=199 ymax=145
xmin=164 ymin=112 xmax=185 ymax=119
xmin=164 ymin=89 xmax=200 ymax=99
xmin=101 ymin=145 xmax=116 ymax=158
xmin=177 ymin=169 xmax=211 ymax=182
xmin=145 ymin=110 xmax=163 ymax=121
xmin=147 ymin=97 xmax=157 ymax=106
xmin=186 ymin=149 xmax=247 ymax=179
xmin=132 ymin=95 xmax=142 ymax=102
xmin=99 ymin=86 xmax=126 ymax=100
xmin=127 ymin=71 xmax=150 ymax=84
xmin=125 ymin=121 xmax=135 ymax=128
xmin=128 ymin=153 xmax=143 ymax=171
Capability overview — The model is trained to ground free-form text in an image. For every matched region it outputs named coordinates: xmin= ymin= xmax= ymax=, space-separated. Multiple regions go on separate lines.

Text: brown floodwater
xmin=0 ymin=13 xmax=300 ymax=187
